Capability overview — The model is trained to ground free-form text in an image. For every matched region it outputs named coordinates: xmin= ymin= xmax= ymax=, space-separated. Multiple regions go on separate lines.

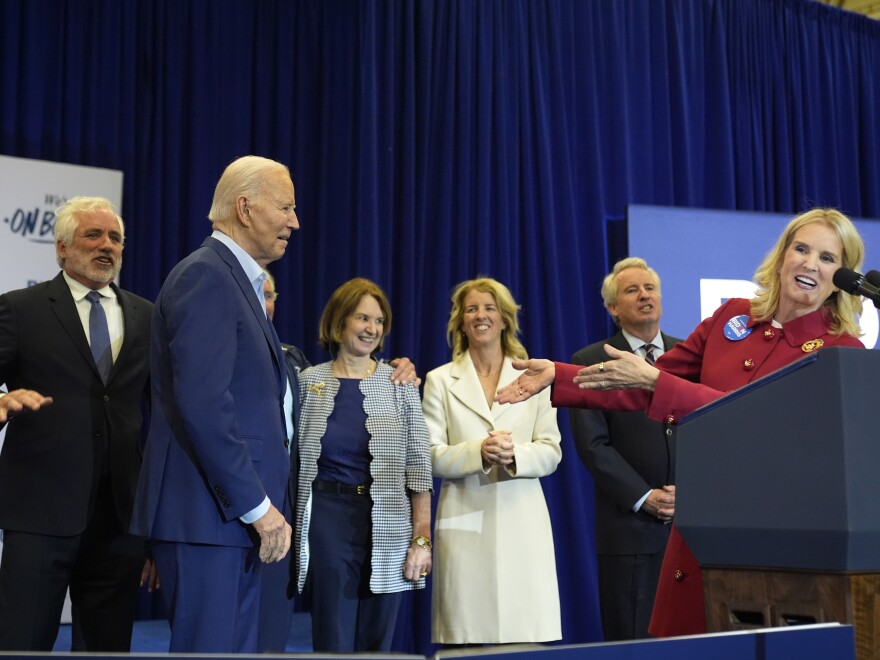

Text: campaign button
xmin=724 ymin=315 xmax=752 ymax=341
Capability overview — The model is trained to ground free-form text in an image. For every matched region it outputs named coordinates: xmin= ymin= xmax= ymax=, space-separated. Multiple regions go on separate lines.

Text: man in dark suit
xmin=0 ymin=197 xmax=152 ymax=651
xmin=569 ymin=257 xmax=681 ymax=641
xmin=131 ymin=155 xmax=297 ymax=654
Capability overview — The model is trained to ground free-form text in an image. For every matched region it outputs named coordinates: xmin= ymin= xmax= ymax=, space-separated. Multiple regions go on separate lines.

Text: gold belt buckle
xmin=356 ymin=484 xmax=366 ymax=495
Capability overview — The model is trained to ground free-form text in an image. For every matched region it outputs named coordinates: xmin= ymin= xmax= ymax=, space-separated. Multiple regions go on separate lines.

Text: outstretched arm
xmin=572 ymin=344 xmax=660 ymax=391
xmin=494 ymin=359 xmax=557 ymax=403
xmin=496 ymin=344 xmax=661 ymax=404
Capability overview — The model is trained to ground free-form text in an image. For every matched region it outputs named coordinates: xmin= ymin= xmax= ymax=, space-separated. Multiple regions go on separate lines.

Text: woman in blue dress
xmin=294 ymin=277 xmax=432 ymax=652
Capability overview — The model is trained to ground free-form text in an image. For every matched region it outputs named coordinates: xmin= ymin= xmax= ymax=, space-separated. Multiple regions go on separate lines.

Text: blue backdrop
xmin=2 ymin=0 xmax=880 ymax=653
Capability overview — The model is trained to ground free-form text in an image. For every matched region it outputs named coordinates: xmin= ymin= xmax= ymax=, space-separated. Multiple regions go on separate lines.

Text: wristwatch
xmin=410 ymin=535 xmax=432 ymax=552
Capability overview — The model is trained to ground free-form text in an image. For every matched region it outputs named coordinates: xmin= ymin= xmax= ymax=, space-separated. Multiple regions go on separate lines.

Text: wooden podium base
xmin=703 ymin=567 xmax=880 ymax=660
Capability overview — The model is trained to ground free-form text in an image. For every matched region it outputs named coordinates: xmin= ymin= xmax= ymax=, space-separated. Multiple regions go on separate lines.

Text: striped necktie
xmin=643 ymin=343 xmax=656 ymax=366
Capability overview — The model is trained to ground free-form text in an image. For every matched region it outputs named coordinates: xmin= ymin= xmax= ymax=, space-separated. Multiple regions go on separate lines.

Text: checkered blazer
xmin=294 ymin=361 xmax=432 ymax=593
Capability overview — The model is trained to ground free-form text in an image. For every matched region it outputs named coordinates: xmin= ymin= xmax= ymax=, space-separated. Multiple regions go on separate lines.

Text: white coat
xmin=423 ymin=353 xmax=562 ymax=644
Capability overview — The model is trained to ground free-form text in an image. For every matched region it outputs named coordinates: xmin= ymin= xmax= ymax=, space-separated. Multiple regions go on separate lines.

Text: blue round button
xmin=724 ymin=315 xmax=752 ymax=341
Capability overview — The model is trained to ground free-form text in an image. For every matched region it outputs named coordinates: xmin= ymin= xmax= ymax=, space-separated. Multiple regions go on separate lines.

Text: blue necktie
xmin=87 ymin=291 xmax=113 ymax=383
xmin=643 ymin=344 xmax=656 ymax=366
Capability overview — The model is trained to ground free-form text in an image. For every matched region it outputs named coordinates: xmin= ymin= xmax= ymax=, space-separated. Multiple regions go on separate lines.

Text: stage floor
xmin=52 ymin=613 xmax=313 ymax=653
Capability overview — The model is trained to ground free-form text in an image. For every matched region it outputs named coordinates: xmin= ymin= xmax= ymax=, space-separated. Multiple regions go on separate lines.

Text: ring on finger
xmin=598 ymin=362 xmax=605 ymax=373
xmin=600 ymin=380 xmax=606 ymax=389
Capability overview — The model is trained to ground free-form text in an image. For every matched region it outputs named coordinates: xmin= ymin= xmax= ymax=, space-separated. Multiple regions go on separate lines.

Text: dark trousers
xmin=153 ymin=541 xmax=262 ymax=653
xmin=257 ymin=491 xmax=296 ymax=653
xmin=307 ymin=489 xmax=402 ymax=652
xmin=597 ymin=551 xmax=665 ymax=641
xmin=257 ymin=554 xmax=296 ymax=652
xmin=0 ymin=479 xmax=144 ymax=652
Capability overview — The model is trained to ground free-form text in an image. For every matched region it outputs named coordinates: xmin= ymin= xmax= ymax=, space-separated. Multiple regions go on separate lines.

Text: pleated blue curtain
xmin=2 ymin=0 xmax=880 ymax=653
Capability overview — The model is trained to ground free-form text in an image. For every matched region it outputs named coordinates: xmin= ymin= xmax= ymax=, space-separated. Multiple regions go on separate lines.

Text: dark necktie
xmin=87 ymin=291 xmax=113 ymax=383
xmin=643 ymin=343 xmax=656 ymax=366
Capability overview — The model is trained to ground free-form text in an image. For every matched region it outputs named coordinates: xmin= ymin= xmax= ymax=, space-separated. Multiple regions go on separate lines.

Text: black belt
xmin=313 ymin=480 xmax=369 ymax=496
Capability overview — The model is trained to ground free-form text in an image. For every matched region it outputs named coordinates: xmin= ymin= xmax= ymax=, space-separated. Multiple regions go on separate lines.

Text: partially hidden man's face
xmin=244 ymin=169 xmax=299 ymax=267
xmin=607 ymin=267 xmax=661 ymax=333
xmin=58 ymin=209 xmax=124 ymax=289
xmin=263 ymin=279 xmax=276 ymax=321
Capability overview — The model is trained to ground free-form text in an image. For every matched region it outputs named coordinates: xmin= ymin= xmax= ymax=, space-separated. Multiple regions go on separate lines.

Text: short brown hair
xmin=319 ymin=278 xmax=392 ymax=356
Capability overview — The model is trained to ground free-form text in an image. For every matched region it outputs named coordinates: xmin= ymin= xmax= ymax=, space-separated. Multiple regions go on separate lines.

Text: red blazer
xmin=554 ymin=298 xmax=863 ymax=423
xmin=552 ymin=297 xmax=864 ymax=636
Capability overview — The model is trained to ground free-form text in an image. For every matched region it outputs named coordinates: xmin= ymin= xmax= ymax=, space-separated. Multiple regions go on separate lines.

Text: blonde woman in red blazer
xmin=496 ymin=208 xmax=866 ymax=637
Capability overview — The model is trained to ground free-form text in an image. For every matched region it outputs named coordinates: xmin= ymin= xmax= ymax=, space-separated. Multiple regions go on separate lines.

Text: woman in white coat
xmin=422 ymin=277 xmax=562 ymax=645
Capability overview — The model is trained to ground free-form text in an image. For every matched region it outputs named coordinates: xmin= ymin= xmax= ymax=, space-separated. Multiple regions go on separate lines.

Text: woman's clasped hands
xmin=481 ymin=429 xmax=514 ymax=467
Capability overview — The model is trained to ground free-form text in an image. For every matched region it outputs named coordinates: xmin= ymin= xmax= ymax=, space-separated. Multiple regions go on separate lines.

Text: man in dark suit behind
xmin=0 ymin=197 xmax=152 ymax=651
xmin=131 ymin=155 xmax=296 ymax=654
xmin=256 ymin=271 xmax=310 ymax=653
xmin=569 ymin=257 xmax=681 ymax=641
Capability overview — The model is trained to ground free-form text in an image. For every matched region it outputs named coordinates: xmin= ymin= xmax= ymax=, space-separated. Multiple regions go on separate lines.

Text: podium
xmin=675 ymin=347 xmax=880 ymax=660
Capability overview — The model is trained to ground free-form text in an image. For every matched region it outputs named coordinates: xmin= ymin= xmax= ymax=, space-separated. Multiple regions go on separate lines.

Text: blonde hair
xmin=446 ymin=277 xmax=527 ymax=360
xmin=318 ymin=278 xmax=392 ymax=356
xmin=751 ymin=208 xmax=864 ymax=336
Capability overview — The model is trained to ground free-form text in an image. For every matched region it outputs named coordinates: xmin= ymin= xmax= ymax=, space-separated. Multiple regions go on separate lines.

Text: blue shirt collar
xmin=211 ymin=230 xmax=267 ymax=314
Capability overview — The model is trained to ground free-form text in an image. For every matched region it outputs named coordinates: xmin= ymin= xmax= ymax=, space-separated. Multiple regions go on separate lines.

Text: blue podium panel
xmin=759 ymin=624 xmax=855 ymax=658
xmin=675 ymin=347 xmax=880 ymax=571
xmin=430 ymin=624 xmax=853 ymax=660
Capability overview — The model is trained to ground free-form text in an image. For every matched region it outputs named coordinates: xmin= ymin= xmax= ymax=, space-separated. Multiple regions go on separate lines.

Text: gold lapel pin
xmin=801 ymin=339 xmax=824 ymax=353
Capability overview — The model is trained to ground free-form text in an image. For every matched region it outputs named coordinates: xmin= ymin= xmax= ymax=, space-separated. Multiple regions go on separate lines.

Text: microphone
xmin=865 ymin=270 xmax=880 ymax=309
xmin=833 ymin=268 xmax=880 ymax=307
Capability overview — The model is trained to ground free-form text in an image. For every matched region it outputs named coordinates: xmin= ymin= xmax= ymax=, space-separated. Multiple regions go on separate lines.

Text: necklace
xmin=476 ymin=367 xmax=501 ymax=408
xmin=333 ymin=360 xmax=375 ymax=379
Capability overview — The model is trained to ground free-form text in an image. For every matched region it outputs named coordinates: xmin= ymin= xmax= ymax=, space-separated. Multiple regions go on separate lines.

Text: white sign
xmin=0 ymin=155 xmax=123 ymax=627
xmin=0 ymin=154 xmax=123 ymax=294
